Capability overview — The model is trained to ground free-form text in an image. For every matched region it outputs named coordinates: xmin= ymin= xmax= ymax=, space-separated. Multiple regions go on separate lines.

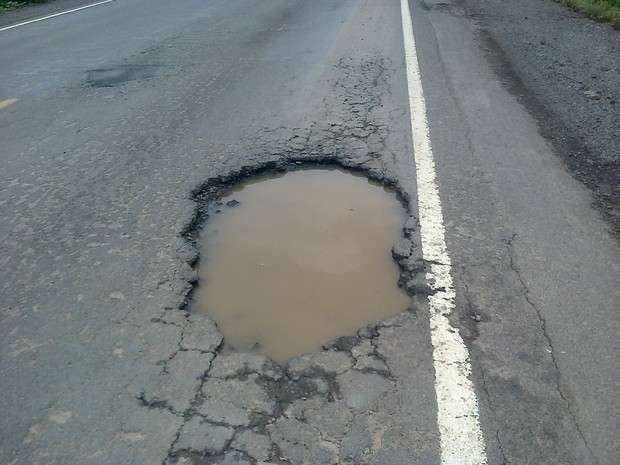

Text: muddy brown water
xmin=192 ymin=168 xmax=411 ymax=365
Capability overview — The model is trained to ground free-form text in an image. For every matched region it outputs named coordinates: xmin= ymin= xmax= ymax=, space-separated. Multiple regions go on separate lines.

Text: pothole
xmin=190 ymin=167 xmax=412 ymax=365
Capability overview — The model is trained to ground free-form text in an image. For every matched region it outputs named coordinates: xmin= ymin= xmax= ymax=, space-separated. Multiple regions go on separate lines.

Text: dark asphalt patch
xmin=86 ymin=64 xmax=163 ymax=88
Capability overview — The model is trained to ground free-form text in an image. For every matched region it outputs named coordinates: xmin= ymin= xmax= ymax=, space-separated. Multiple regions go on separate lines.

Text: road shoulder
xmin=461 ymin=0 xmax=620 ymax=237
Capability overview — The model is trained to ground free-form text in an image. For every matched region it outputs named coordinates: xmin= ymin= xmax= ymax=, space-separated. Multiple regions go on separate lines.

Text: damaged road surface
xmin=190 ymin=168 xmax=414 ymax=365
xmin=0 ymin=0 xmax=618 ymax=464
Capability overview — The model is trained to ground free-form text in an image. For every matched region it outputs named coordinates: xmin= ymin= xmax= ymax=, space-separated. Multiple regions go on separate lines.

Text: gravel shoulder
xmin=461 ymin=0 xmax=620 ymax=236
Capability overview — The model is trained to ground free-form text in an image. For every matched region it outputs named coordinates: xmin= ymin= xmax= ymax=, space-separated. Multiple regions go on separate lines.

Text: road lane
xmin=1 ymin=0 xmax=441 ymax=463
xmin=1 ymin=0 xmax=618 ymax=463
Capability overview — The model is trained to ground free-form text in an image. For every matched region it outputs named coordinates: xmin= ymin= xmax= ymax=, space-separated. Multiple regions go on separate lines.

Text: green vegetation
xmin=0 ymin=0 xmax=48 ymax=14
xmin=557 ymin=0 xmax=620 ymax=27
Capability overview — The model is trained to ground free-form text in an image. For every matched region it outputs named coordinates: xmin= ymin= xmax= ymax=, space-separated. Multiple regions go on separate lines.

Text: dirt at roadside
xmin=460 ymin=0 xmax=620 ymax=236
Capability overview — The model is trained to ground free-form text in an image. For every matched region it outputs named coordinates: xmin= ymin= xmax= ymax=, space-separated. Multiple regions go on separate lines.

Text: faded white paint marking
xmin=399 ymin=0 xmax=488 ymax=463
xmin=0 ymin=0 xmax=115 ymax=33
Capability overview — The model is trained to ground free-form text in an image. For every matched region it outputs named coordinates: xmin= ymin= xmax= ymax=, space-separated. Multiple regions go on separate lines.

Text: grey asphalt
xmin=1 ymin=0 xmax=618 ymax=464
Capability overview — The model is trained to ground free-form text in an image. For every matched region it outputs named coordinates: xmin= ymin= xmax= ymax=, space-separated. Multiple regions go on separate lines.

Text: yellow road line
xmin=0 ymin=99 xmax=18 ymax=109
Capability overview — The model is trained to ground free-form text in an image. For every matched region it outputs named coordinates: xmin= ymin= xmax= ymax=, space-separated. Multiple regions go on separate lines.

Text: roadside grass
xmin=556 ymin=0 xmax=620 ymax=27
xmin=0 ymin=0 xmax=48 ymax=14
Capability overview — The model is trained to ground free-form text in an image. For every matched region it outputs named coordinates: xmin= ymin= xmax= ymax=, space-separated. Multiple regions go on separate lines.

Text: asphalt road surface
xmin=1 ymin=0 xmax=618 ymax=464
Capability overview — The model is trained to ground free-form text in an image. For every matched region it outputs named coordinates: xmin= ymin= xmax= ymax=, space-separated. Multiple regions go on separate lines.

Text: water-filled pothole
xmin=192 ymin=168 xmax=410 ymax=364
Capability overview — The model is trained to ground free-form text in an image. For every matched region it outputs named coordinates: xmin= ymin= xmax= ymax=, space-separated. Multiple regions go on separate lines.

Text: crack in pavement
xmin=136 ymin=147 xmax=433 ymax=464
xmin=0 ymin=15 xmax=441 ymax=462
xmin=143 ymin=248 xmax=429 ymax=465
xmin=474 ymin=348 xmax=508 ymax=465
xmin=504 ymin=233 xmax=596 ymax=463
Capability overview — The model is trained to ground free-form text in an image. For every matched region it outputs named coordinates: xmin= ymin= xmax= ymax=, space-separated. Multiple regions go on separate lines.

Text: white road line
xmin=0 ymin=0 xmax=115 ymax=32
xmin=399 ymin=0 xmax=488 ymax=463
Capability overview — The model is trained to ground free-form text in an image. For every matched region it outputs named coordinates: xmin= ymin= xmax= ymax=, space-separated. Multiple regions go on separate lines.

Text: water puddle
xmin=192 ymin=168 xmax=410 ymax=364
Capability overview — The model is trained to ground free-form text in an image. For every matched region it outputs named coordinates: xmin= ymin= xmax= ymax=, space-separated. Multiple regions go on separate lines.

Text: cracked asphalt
xmin=1 ymin=0 xmax=618 ymax=464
